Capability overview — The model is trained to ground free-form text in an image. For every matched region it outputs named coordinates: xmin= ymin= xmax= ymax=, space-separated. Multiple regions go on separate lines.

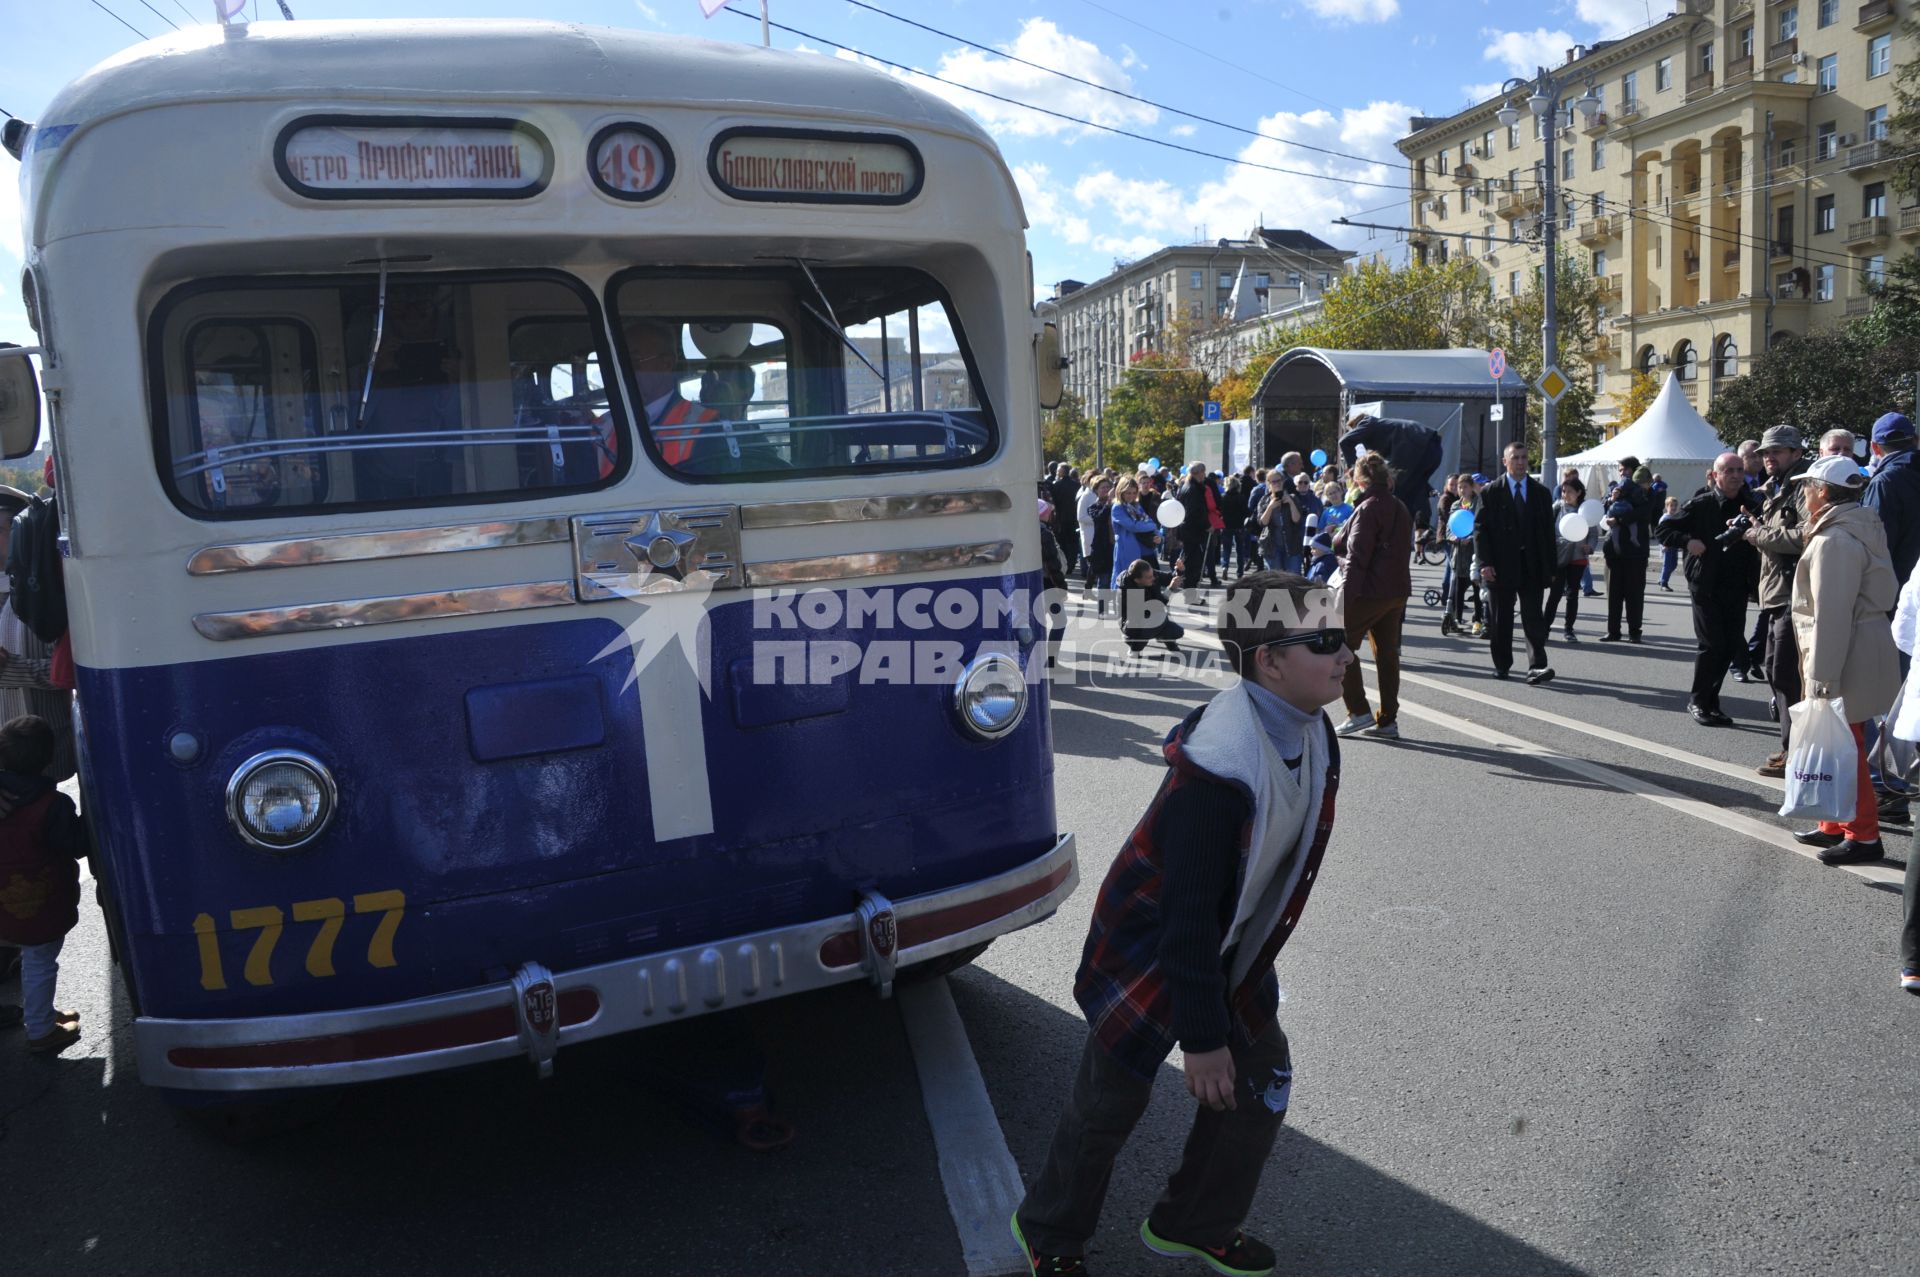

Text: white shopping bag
xmin=1777 ymin=697 xmax=1857 ymax=823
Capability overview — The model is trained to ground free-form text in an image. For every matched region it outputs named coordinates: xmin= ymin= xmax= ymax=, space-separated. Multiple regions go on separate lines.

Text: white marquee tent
xmin=1562 ymin=372 xmax=1727 ymax=496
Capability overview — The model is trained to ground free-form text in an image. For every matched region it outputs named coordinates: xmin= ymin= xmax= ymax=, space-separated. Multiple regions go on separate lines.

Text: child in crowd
xmin=1306 ymin=532 xmax=1338 ymax=583
xmin=1119 ymin=558 xmax=1184 ymax=654
xmin=0 ymin=715 xmax=87 ymax=1055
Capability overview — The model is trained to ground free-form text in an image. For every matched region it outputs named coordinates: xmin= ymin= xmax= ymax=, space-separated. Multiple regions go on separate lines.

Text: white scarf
xmin=1179 ymin=681 xmax=1324 ymax=991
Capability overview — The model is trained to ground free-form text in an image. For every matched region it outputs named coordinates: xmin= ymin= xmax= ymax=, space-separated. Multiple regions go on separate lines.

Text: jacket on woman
xmin=1331 ymin=485 xmax=1412 ymax=601
xmin=0 ymin=771 xmax=86 ymax=947
xmin=1791 ymin=501 xmax=1901 ymax=722
xmin=1110 ymin=502 xmax=1159 ymax=589
xmin=1551 ymin=500 xmax=1597 ymax=568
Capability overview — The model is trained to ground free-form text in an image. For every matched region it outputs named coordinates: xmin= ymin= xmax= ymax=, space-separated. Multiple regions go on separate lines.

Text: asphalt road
xmin=3 ymin=560 xmax=1916 ymax=1276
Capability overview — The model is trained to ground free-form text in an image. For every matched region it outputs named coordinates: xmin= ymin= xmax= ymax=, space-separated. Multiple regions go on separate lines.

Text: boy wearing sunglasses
xmin=1013 ymin=571 xmax=1349 ymax=1276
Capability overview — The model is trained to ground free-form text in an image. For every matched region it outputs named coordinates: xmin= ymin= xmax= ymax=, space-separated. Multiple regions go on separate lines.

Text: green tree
xmin=1102 ymin=351 xmax=1210 ymax=471
xmin=1855 ymin=249 xmax=1920 ymax=344
xmin=1613 ymin=370 xmax=1663 ymax=428
xmin=1266 ymin=257 xmax=1489 ymax=355
xmin=1041 ymin=392 xmax=1097 ymax=470
xmin=1486 ymin=250 xmax=1602 ymax=454
xmin=1887 ymin=19 xmax=1920 ymax=202
xmin=1709 ymin=327 xmax=1920 ymax=443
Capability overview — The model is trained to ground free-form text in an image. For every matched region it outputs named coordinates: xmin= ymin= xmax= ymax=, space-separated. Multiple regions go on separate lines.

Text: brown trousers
xmin=1341 ymin=596 xmax=1406 ymax=727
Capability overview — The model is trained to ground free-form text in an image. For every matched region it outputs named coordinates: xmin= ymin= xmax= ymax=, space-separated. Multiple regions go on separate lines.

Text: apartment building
xmin=1396 ymin=0 xmax=1911 ymax=424
xmin=1046 ymin=228 xmax=1354 ymax=416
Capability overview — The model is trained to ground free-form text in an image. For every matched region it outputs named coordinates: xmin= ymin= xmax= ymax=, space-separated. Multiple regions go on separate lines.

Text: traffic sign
xmin=1489 ymin=348 xmax=1507 ymax=380
xmin=1489 ymin=403 xmax=1505 ymax=422
xmin=1203 ymin=400 xmax=1221 ymax=421
xmin=1536 ymin=365 xmax=1571 ymax=403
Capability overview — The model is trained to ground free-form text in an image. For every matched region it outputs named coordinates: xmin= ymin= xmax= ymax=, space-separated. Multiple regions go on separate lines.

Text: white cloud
xmin=1073 ymin=171 xmax=1188 ymax=233
xmin=1462 ymin=81 xmax=1507 ymax=106
xmin=1574 ymin=0 xmax=1660 ymax=38
xmin=632 ymin=1 xmax=661 ymax=24
xmin=1091 ymin=233 xmax=1166 ymax=259
xmin=1300 ymin=0 xmax=1401 ymax=21
xmin=1170 ymin=123 xmax=1198 ymax=137
xmin=921 ymin=18 xmax=1156 ymax=139
xmin=1013 ymin=164 xmax=1092 ymax=245
xmin=1482 ymin=27 xmax=1579 ymax=78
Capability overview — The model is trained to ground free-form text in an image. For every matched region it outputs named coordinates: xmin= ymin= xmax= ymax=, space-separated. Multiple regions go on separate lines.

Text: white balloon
xmin=690 ymin=321 xmax=752 ymax=360
xmin=1157 ymin=498 xmax=1185 ymax=529
xmin=1557 ymin=511 xmax=1590 ymax=541
xmin=1579 ymin=497 xmax=1604 ymax=527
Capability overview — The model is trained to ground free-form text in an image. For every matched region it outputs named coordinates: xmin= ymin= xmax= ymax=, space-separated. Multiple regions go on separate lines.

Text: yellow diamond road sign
xmin=1536 ymin=365 xmax=1570 ymax=403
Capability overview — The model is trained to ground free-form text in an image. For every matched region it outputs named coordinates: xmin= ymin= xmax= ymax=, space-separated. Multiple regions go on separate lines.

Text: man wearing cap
xmin=1865 ymin=412 xmax=1920 ymax=586
xmin=1745 ymin=427 xmax=1811 ymax=775
xmin=1660 ymin=452 xmax=1762 ymax=726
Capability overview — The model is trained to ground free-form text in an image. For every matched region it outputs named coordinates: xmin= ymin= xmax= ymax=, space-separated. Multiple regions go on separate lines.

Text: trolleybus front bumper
xmin=134 ymin=833 xmax=1077 ymax=1091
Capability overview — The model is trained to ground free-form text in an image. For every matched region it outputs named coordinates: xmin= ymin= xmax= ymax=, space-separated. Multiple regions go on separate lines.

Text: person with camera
xmin=1660 ymin=451 xmax=1763 ymax=726
xmin=1743 ymin=426 xmax=1810 ymax=775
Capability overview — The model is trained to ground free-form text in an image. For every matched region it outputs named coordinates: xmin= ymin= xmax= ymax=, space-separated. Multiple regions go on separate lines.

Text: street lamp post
xmin=1498 ymin=70 xmax=1600 ymax=488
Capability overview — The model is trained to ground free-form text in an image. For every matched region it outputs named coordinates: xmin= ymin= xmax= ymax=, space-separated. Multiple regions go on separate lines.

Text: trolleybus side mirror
xmin=1035 ymin=321 xmax=1065 ymax=411
xmin=0 ymin=345 xmax=45 ymax=460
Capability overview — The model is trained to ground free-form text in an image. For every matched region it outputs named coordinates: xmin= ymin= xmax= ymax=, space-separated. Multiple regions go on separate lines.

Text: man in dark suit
xmin=1475 ymin=440 xmax=1557 ymax=683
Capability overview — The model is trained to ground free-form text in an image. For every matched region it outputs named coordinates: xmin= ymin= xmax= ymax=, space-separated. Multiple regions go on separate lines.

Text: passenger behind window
xmin=355 ymin=286 xmax=460 ymax=502
xmin=620 ymin=318 xmax=719 ymax=476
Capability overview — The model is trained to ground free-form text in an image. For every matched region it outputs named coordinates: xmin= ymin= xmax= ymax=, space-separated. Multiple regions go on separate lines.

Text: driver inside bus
xmin=611 ymin=318 xmax=721 ymax=476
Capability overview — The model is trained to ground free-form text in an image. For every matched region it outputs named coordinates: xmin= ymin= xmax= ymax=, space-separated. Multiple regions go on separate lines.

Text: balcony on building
xmin=1725 ymin=53 xmax=1755 ymax=85
xmin=1845 ymin=295 xmax=1878 ymax=318
xmin=1723 ymin=248 xmax=1742 ymax=271
xmin=1608 ymin=99 xmax=1643 ymax=137
xmin=1596 ymin=274 xmax=1622 ymax=301
xmin=1765 ymin=36 xmax=1798 ymax=65
xmin=1846 ymin=138 xmax=1894 ymax=171
xmin=1899 ymin=207 xmax=1920 ymax=237
xmin=1771 ymin=238 xmax=1795 ymax=262
xmin=1686 ymin=70 xmax=1715 ymax=102
xmin=1582 ymin=109 xmax=1611 ymax=136
xmin=1496 ymin=186 xmax=1541 ymax=219
xmin=1684 ymin=251 xmax=1702 ymax=279
xmin=1858 ymin=0 xmax=1897 ymax=33
xmin=1452 ymin=163 xmax=1478 ymax=187
xmin=1576 ymin=213 xmax=1620 ymax=245
xmin=1844 ymin=215 xmax=1889 ymax=245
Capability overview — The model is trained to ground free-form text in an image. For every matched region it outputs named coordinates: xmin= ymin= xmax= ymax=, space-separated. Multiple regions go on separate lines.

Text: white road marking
xmin=897 ymin=977 xmax=1029 ymax=1277
xmin=1395 ymin=667 xmax=1788 ymax=795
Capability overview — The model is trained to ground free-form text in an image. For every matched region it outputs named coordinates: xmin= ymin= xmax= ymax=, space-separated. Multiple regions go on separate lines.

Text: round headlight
xmin=226 ymin=750 xmax=337 ymax=851
xmin=953 ymin=652 xmax=1028 ymax=740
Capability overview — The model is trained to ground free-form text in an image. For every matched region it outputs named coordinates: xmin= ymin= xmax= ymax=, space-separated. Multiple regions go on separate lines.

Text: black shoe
xmin=1660 ymin=582 xmax=1673 ymax=591
xmin=1729 ymin=667 xmax=1750 ymax=684
xmin=1494 ymin=668 xmax=1511 ymax=680
xmin=1689 ymin=703 xmax=1731 ymax=726
xmin=1600 ymin=632 xmax=1622 ymax=641
xmin=1792 ymin=828 xmax=1845 ymax=848
xmin=1526 ymin=666 xmax=1555 ymax=685
xmin=1628 ymin=633 xmax=1644 ymax=644
xmin=1564 ymin=631 xmax=1578 ymax=642
xmin=1141 ymin=1220 xmax=1275 ymax=1277
xmin=1817 ymin=839 xmax=1884 ymax=865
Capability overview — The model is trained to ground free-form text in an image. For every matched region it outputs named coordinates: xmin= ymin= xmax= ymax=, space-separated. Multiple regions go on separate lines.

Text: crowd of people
xmin=1046 ymin=405 xmax=1920 ymax=999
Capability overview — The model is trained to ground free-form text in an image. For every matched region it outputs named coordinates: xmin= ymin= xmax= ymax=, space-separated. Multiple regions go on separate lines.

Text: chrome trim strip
xmin=188 ymin=518 xmax=571 ymax=576
xmin=740 ymin=488 xmax=1011 ymax=529
xmin=133 ymin=833 xmax=1077 ymax=1090
xmin=743 ymin=540 xmax=1013 ymax=587
xmin=192 ymin=581 xmax=575 ymax=640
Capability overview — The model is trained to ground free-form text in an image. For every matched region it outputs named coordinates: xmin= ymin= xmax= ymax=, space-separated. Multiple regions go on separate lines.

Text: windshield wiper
xmin=792 ymin=257 xmax=884 ymax=383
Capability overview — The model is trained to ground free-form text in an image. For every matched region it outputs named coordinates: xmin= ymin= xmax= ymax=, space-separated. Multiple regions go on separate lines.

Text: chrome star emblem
xmin=624 ymin=511 xmax=697 ymax=584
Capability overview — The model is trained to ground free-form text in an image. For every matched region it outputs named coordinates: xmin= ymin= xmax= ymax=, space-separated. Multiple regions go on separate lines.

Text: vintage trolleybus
xmin=0 ymin=18 xmax=1075 ymax=1092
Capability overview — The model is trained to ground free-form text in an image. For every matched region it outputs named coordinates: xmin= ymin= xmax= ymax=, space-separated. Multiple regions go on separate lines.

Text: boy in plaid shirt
xmin=1012 ymin=571 xmax=1349 ymax=1276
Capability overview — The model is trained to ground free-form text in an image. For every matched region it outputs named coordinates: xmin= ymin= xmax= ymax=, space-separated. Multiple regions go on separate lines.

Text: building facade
xmin=1046 ymin=228 xmax=1354 ymax=419
xmin=1396 ymin=0 xmax=1911 ymax=425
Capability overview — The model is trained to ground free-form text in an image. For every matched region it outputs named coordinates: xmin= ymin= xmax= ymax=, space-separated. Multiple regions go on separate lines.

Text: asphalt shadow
xmin=952 ymin=966 xmax=1594 ymax=1277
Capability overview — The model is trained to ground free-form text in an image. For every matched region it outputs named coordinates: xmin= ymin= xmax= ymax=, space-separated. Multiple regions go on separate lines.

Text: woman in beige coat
xmin=1788 ymin=455 xmax=1902 ymax=862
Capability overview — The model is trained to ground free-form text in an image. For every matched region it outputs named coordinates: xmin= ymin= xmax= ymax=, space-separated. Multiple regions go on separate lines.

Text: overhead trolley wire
xmin=85 ymin=0 xmax=150 ymax=41
xmin=131 ymin=0 xmax=180 ymax=30
xmin=1066 ymin=0 xmax=1342 ymax=113
xmin=836 ymin=0 xmax=1414 ymax=175
xmin=718 ymin=5 xmax=1409 ymax=193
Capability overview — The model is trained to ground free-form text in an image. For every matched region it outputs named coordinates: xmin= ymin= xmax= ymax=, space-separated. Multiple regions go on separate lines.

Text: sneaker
xmin=1360 ymin=720 xmax=1400 ymax=740
xmin=1525 ymin=666 xmax=1555 ymax=686
xmin=1011 ymin=1212 xmax=1090 ymax=1274
xmin=1902 ymin=969 xmax=1920 ymax=994
xmin=1756 ymin=752 xmax=1786 ymax=779
xmin=25 ymin=1022 xmax=80 ymax=1055
xmin=1334 ymin=713 xmax=1374 ymax=737
xmin=1140 ymin=1220 xmax=1275 ymax=1277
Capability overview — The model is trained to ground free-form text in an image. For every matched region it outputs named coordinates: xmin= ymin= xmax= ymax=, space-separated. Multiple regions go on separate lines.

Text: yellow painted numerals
xmin=193 ymin=891 xmax=406 ymax=991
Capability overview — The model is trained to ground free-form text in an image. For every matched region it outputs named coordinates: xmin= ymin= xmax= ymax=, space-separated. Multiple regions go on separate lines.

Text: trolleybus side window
xmin=155 ymin=272 xmax=625 ymax=517
xmin=609 ymin=265 xmax=994 ymax=480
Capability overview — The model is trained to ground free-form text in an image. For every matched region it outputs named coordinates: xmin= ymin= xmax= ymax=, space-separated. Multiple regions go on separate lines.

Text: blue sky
xmin=1 ymin=0 xmax=1677 ymax=351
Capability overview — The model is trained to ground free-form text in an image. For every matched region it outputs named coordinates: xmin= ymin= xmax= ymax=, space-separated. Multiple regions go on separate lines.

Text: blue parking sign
xmin=1203 ymin=400 xmax=1221 ymax=421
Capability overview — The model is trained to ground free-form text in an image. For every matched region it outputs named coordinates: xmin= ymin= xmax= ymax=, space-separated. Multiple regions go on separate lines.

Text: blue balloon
xmin=1309 ymin=449 xmax=1328 ymax=467
xmin=1446 ymin=507 xmax=1476 ymax=538
xmin=1147 ymin=456 xmax=1161 ymax=470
